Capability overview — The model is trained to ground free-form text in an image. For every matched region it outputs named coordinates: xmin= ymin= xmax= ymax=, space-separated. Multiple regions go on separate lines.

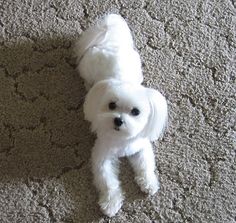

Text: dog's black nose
xmin=114 ymin=117 xmax=124 ymax=127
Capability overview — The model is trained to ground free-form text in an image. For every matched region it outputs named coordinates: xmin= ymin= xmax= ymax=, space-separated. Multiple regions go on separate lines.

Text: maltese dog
xmin=75 ymin=14 xmax=168 ymax=217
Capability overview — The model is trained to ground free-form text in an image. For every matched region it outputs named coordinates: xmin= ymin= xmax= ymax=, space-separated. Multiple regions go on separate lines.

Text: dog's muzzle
xmin=114 ymin=117 xmax=124 ymax=131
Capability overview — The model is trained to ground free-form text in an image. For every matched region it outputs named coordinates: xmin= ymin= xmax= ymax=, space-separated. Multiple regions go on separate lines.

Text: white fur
xmin=74 ymin=14 xmax=143 ymax=88
xmin=75 ymin=14 xmax=168 ymax=217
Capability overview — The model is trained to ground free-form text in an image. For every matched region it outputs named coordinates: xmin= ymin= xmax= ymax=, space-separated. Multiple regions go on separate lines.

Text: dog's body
xmin=75 ymin=14 xmax=143 ymax=88
xmin=75 ymin=14 xmax=168 ymax=217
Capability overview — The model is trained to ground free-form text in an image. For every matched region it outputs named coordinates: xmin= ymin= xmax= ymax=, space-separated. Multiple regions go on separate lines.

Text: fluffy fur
xmin=75 ymin=14 xmax=168 ymax=217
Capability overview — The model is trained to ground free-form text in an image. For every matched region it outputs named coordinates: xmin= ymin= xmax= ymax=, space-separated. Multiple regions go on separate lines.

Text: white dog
xmin=75 ymin=14 xmax=168 ymax=217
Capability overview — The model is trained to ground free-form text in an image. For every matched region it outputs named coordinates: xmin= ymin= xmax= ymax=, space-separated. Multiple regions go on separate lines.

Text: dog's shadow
xmin=0 ymin=37 xmax=145 ymax=222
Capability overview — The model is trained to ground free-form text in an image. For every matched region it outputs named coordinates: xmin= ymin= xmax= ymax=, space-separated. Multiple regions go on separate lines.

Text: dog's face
xmin=84 ymin=80 xmax=168 ymax=141
xmin=94 ymin=84 xmax=151 ymax=139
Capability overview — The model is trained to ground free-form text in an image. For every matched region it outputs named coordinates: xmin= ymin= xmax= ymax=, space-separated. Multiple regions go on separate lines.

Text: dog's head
xmin=84 ymin=79 xmax=168 ymax=141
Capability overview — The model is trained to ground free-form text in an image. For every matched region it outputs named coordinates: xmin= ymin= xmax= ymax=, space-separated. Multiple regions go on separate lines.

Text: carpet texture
xmin=0 ymin=0 xmax=235 ymax=222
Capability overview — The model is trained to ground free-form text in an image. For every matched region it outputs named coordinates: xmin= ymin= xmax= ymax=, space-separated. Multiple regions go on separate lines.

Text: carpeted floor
xmin=0 ymin=0 xmax=235 ymax=222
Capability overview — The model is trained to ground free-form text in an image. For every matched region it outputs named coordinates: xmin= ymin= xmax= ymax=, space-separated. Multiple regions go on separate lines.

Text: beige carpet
xmin=0 ymin=0 xmax=235 ymax=222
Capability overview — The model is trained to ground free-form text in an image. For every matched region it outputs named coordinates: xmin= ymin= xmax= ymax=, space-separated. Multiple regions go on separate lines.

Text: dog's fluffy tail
xmin=74 ymin=14 xmax=134 ymax=63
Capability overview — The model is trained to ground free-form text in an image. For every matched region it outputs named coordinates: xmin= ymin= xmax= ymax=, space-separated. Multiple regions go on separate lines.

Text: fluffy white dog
xmin=75 ymin=14 xmax=168 ymax=217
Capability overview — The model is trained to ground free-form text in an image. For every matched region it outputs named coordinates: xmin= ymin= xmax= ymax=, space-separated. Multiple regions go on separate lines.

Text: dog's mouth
xmin=114 ymin=127 xmax=120 ymax=131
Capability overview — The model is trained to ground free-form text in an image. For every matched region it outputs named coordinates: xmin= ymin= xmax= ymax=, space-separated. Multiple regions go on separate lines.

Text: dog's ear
xmin=83 ymin=80 xmax=109 ymax=127
xmin=141 ymin=88 xmax=168 ymax=141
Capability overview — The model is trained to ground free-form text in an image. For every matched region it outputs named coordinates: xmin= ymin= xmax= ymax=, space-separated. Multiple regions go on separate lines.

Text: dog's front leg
xmin=92 ymin=147 xmax=124 ymax=217
xmin=128 ymin=141 xmax=159 ymax=195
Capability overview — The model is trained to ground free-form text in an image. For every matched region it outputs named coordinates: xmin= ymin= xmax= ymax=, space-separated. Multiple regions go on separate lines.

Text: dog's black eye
xmin=108 ymin=102 xmax=116 ymax=110
xmin=131 ymin=108 xmax=140 ymax=116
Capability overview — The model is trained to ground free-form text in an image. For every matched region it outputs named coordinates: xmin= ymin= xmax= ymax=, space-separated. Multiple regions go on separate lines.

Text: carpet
xmin=0 ymin=0 xmax=235 ymax=222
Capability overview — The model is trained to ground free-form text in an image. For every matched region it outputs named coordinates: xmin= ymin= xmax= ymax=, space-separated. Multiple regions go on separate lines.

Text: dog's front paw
xmin=135 ymin=174 xmax=160 ymax=195
xmin=99 ymin=190 xmax=124 ymax=217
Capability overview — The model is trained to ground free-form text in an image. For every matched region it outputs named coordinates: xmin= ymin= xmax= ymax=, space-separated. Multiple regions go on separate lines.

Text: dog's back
xmin=75 ymin=14 xmax=143 ymax=88
xmin=75 ymin=14 xmax=134 ymax=62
